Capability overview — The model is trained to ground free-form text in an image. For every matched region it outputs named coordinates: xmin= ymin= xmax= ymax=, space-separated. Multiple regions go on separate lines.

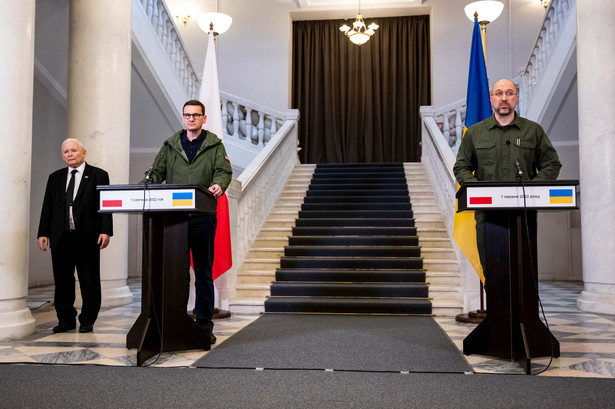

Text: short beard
xmin=494 ymin=104 xmax=513 ymax=116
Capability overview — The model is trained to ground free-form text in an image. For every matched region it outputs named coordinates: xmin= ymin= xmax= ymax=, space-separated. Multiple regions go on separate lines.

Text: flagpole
xmin=194 ymin=11 xmax=234 ymax=321
xmin=454 ymin=8 xmax=500 ymax=324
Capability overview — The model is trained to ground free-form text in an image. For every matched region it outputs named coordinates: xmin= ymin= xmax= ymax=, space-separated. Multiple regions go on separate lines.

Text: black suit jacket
xmin=38 ymin=162 xmax=113 ymax=249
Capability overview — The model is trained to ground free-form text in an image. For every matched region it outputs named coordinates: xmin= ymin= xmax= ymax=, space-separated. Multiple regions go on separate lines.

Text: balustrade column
xmin=576 ymin=0 xmax=615 ymax=313
xmin=0 ymin=0 xmax=37 ymax=339
xmin=67 ymin=0 xmax=133 ymax=307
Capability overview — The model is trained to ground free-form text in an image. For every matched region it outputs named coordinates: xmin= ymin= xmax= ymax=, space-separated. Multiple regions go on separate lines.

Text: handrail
xmin=515 ymin=0 xmax=574 ymax=116
xmin=137 ymin=0 xmax=201 ymax=99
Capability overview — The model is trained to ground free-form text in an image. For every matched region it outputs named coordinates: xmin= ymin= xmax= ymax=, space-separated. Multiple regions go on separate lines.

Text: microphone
xmin=144 ymin=166 xmax=153 ymax=184
xmin=506 ymin=140 xmax=523 ymax=179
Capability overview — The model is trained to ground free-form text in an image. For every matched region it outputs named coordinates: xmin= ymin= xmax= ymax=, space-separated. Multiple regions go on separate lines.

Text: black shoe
xmin=196 ymin=321 xmax=216 ymax=345
xmin=52 ymin=322 xmax=76 ymax=333
xmin=79 ymin=324 xmax=94 ymax=333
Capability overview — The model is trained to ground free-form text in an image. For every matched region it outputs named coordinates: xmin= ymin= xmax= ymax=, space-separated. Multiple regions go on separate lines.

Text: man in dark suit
xmin=37 ymin=139 xmax=113 ymax=333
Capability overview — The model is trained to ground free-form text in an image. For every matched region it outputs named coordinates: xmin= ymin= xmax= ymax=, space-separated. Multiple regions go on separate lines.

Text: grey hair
xmin=61 ymin=138 xmax=86 ymax=151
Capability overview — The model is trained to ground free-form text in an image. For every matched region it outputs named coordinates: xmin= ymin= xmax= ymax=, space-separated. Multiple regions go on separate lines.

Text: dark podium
xmin=457 ymin=180 xmax=578 ymax=374
xmin=98 ymin=184 xmax=217 ymax=366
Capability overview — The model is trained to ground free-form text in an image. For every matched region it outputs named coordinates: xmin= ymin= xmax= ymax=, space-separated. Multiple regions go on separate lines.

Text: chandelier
xmin=339 ymin=0 xmax=379 ymax=45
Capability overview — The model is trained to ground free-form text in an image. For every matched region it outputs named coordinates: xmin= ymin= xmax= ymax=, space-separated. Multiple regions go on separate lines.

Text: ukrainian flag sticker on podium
xmin=173 ymin=192 xmax=194 ymax=206
xmin=549 ymin=189 xmax=574 ymax=204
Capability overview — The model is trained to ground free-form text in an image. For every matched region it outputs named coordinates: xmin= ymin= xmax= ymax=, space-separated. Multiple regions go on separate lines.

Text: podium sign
xmin=458 ymin=180 xmax=578 ymax=210
xmin=457 ymin=180 xmax=578 ymax=374
xmin=99 ymin=184 xmax=216 ymax=214
xmin=98 ymin=184 xmax=217 ymax=366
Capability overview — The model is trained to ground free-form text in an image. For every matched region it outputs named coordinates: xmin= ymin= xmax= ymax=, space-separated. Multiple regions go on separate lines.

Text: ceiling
xmin=291 ymin=0 xmax=423 ymax=8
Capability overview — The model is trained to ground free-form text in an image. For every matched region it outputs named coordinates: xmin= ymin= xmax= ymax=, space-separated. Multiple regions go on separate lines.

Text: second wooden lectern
xmin=457 ymin=180 xmax=578 ymax=374
xmin=99 ymin=184 xmax=217 ymax=366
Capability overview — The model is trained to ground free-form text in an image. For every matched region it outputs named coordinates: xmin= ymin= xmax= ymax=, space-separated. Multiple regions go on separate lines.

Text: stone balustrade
xmin=516 ymin=0 xmax=573 ymax=116
xmin=138 ymin=0 xmax=200 ymax=99
xmin=220 ymin=91 xmax=287 ymax=149
xmin=136 ymin=0 xmax=286 ymax=158
xmin=224 ymin=110 xmax=300 ymax=299
xmin=434 ymin=99 xmax=466 ymax=153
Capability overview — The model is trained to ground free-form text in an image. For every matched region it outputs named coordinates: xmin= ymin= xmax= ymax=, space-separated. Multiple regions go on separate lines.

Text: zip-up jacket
xmin=145 ymin=129 xmax=232 ymax=192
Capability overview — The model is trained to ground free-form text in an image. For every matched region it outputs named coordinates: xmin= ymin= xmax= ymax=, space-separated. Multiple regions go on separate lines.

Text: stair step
xmin=295 ymin=218 xmax=415 ymax=227
xmin=253 ymin=237 xmax=289 ymax=247
xmin=306 ymin=189 xmax=409 ymax=197
xmin=280 ymin=256 xmax=423 ymax=270
xmin=310 ymin=177 xmax=407 ymax=184
xmin=308 ymin=183 xmax=409 ymax=191
xmin=292 ymin=226 xmax=417 ymax=236
xmin=299 ymin=209 xmax=414 ymax=219
xmin=289 ymin=236 xmax=419 ymax=246
xmin=264 ymin=297 xmax=432 ymax=315
xmin=304 ymin=196 xmax=409 ymax=204
xmin=420 ymin=248 xmax=457 ymax=259
xmin=301 ymin=203 xmax=412 ymax=211
xmin=417 ymin=238 xmax=453 ymax=248
xmin=275 ymin=268 xmax=426 ymax=283
xmin=284 ymin=246 xmax=421 ymax=258
xmin=269 ymin=283 xmax=429 ymax=298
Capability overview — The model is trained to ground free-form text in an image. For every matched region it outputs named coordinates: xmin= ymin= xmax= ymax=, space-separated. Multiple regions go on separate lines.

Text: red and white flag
xmin=190 ymin=30 xmax=232 ymax=312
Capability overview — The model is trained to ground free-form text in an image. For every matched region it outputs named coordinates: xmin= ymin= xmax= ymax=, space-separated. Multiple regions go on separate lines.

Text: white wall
xmin=28 ymin=0 xmax=577 ymax=286
xmin=168 ymin=0 xmax=549 ymax=110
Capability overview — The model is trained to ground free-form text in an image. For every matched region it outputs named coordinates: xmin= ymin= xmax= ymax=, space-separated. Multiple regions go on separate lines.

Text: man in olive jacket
xmin=145 ymin=100 xmax=232 ymax=343
xmin=453 ymin=79 xmax=561 ymax=273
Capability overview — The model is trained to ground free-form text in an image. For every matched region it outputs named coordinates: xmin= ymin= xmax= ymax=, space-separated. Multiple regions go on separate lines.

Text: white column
xmin=68 ymin=0 xmax=133 ymax=306
xmin=0 ymin=0 xmax=37 ymax=339
xmin=576 ymin=0 xmax=615 ymax=314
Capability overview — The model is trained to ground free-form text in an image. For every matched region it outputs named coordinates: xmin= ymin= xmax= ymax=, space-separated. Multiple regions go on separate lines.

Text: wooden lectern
xmin=98 ymin=184 xmax=217 ymax=366
xmin=457 ymin=180 xmax=579 ymax=374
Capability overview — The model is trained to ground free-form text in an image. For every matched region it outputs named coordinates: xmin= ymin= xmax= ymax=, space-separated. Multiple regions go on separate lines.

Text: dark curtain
xmin=292 ymin=15 xmax=431 ymax=164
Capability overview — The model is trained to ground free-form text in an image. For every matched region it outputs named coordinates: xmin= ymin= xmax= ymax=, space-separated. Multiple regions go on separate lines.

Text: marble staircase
xmin=228 ymin=163 xmax=463 ymax=317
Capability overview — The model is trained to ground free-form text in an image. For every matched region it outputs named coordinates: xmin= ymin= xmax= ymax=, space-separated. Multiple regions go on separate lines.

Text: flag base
xmin=455 ymin=310 xmax=486 ymax=324
xmin=213 ymin=308 xmax=231 ymax=320
xmin=188 ymin=308 xmax=232 ymax=321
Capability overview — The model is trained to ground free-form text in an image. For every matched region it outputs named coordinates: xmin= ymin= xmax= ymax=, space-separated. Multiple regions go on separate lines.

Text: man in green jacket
xmin=453 ymin=78 xmax=562 ymax=271
xmin=145 ymin=99 xmax=232 ymax=344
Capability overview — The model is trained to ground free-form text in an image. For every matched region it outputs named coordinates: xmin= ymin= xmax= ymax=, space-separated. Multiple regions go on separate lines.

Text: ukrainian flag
xmin=549 ymin=189 xmax=574 ymax=204
xmin=173 ymin=192 xmax=193 ymax=206
xmin=453 ymin=19 xmax=492 ymax=284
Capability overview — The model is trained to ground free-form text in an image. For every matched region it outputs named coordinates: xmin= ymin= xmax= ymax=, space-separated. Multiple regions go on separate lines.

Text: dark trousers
xmin=475 ymin=211 xmax=487 ymax=275
xmin=50 ymin=231 xmax=101 ymax=326
xmin=188 ymin=215 xmax=217 ymax=331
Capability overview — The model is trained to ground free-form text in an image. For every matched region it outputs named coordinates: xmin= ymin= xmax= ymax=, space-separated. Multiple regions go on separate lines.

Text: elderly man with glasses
xmin=143 ymin=99 xmax=232 ymax=344
xmin=453 ymin=78 xmax=562 ymax=272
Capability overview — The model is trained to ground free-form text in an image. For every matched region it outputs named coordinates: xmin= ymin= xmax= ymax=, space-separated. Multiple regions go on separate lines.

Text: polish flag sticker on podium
xmin=465 ymin=185 xmax=576 ymax=209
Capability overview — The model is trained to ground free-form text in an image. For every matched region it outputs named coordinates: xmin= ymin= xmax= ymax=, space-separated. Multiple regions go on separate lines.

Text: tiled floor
xmin=2 ymin=281 xmax=614 ymax=377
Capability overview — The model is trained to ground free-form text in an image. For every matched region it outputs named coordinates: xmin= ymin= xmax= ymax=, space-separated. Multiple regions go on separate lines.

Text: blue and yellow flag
xmin=453 ymin=19 xmax=492 ymax=283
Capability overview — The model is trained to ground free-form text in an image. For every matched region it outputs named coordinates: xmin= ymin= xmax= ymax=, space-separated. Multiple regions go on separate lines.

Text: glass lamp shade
xmin=349 ymin=32 xmax=370 ymax=45
xmin=196 ymin=12 xmax=233 ymax=35
xmin=464 ymin=1 xmax=504 ymax=23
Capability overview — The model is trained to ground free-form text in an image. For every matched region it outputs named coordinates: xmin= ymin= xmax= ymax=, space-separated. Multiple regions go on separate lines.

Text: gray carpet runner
xmin=195 ymin=314 xmax=469 ymax=373
xmin=264 ymin=163 xmax=431 ymax=315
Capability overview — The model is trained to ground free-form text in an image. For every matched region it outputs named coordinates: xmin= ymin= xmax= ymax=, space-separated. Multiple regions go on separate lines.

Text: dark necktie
xmin=66 ymin=169 xmax=77 ymax=231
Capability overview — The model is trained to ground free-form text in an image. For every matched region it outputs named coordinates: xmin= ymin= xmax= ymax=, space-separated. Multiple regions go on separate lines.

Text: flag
xmin=199 ymin=30 xmax=233 ymax=280
xmin=453 ymin=19 xmax=492 ymax=284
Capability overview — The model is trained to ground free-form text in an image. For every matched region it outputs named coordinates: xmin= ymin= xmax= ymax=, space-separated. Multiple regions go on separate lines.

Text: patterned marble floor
xmin=2 ymin=281 xmax=614 ymax=377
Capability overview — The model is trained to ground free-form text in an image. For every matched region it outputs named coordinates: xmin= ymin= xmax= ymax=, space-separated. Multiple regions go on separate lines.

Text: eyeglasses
xmin=491 ymin=90 xmax=517 ymax=98
xmin=183 ymin=113 xmax=204 ymax=119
